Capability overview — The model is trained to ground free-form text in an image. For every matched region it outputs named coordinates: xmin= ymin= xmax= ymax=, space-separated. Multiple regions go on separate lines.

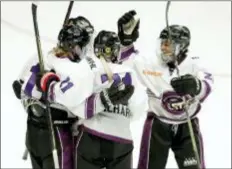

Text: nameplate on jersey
xmin=104 ymin=104 xmax=131 ymax=118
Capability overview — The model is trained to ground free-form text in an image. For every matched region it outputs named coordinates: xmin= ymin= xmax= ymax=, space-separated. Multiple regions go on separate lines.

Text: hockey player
xmin=35 ymin=30 xmax=148 ymax=169
xmin=12 ymin=16 xmax=97 ymax=169
xmin=116 ymin=11 xmax=213 ymax=169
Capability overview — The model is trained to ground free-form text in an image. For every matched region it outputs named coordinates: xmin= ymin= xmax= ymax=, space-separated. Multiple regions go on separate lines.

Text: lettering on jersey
xmin=143 ymin=70 xmax=162 ymax=77
xmin=24 ymin=63 xmax=40 ymax=97
xmin=60 ymin=77 xmax=74 ymax=93
xmin=183 ymin=157 xmax=198 ymax=167
xmin=104 ymin=104 xmax=131 ymax=118
xmin=161 ymin=91 xmax=192 ymax=115
xmin=101 ymin=72 xmax=132 ymax=86
xmin=204 ymin=72 xmax=213 ymax=82
xmin=86 ymin=57 xmax=96 ymax=69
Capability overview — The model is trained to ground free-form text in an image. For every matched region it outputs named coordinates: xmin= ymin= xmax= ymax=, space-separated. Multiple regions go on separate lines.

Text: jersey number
xmin=56 ymin=72 xmax=132 ymax=93
xmin=101 ymin=72 xmax=132 ymax=85
xmin=60 ymin=77 xmax=74 ymax=93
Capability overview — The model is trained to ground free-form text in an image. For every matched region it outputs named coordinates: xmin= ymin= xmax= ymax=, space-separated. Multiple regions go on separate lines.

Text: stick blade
xmin=31 ymin=3 xmax=38 ymax=17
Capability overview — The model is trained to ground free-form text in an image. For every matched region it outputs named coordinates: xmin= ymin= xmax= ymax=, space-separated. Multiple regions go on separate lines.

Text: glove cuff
xmin=100 ymin=90 xmax=113 ymax=109
xmin=195 ymin=78 xmax=202 ymax=95
xmin=12 ymin=80 xmax=23 ymax=99
xmin=40 ymin=72 xmax=60 ymax=92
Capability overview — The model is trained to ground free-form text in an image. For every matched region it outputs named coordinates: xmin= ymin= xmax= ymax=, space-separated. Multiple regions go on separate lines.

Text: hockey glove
xmin=117 ymin=10 xmax=140 ymax=46
xmin=170 ymin=74 xmax=202 ymax=97
xmin=36 ymin=71 xmax=60 ymax=94
xmin=12 ymin=79 xmax=24 ymax=99
xmin=100 ymin=83 xmax=135 ymax=109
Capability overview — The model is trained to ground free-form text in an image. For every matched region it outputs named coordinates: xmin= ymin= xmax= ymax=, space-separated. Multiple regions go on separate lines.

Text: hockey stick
xmin=165 ymin=2 xmax=201 ymax=168
xmin=165 ymin=1 xmax=172 ymax=41
xmin=31 ymin=3 xmax=60 ymax=168
xmin=100 ymin=56 xmax=114 ymax=82
xmin=63 ymin=1 xmax=74 ymax=26
xmin=22 ymin=2 xmax=74 ymax=162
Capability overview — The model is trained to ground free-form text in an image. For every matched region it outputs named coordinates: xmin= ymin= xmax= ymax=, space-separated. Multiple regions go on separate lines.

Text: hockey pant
xmin=74 ymin=126 xmax=134 ymax=169
xmin=26 ymin=114 xmax=74 ymax=169
xmin=138 ymin=113 xmax=206 ymax=169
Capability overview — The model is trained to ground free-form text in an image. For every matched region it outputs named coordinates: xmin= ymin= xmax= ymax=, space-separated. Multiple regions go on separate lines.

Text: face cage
xmin=156 ymin=38 xmax=187 ymax=64
xmin=95 ymin=43 xmax=121 ymax=63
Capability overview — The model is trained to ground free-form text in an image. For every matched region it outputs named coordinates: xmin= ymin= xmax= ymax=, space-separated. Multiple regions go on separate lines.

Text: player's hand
xmin=12 ymin=79 xmax=24 ymax=99
xmin=100 ymin=83 xmax=135 ymax=109
xmin=117 ymin=10 xmax=140 ymax=46
xmin=35 ymin=71 xmax=60 ymax=93
xmin=170 ymin=74 xmax=201 ymax=97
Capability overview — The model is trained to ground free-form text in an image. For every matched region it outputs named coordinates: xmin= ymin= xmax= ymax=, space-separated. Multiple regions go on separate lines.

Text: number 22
xmin=101 ymin=72 xmax=132 ymax=85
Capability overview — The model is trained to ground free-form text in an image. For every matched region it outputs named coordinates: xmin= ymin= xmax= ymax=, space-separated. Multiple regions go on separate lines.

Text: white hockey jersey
xmin=76 ymin=58 xmax=148 ymax=143
xmin=19 ymin=53 xmax=96 ymax=117
xmin=121 ymin=45 xmax=214 ymax=124
xmin=20 ymin=53 xmax=147 ymax=142
xmin=48 ymin=56 xmax=147 ymax=143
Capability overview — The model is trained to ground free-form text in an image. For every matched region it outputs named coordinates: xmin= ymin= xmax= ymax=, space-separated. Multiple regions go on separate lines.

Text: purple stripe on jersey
xmin=24 ymin=64 xmax=40 ymax=97
xmin=199 ymin=80 xmax=212 ymax=102
xmin=199 ymin=132 xmax=206 ymax=169
xmin=56 ymin=127 xmax=74 ymax=169
xmin=85 ymin=94 xmax=96 ymax=119
xmin=119 ymin=45 xmax=136 ymax=61
xmin=74 ymin=129 xmax=84 ymax=169
xmin=83 ymin=125 xmax=133 ymax=144
xmin=194 ymin=119 xmax=206 ymax=169
xmin=49 ymin=82 xmax=56 ymax=101
xmin=137 ymin=113 xmax=154 ymax=169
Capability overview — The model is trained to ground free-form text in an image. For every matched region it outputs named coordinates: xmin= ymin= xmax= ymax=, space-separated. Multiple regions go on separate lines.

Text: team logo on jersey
xmin=161 ymin=91 xmax=191 ymax=115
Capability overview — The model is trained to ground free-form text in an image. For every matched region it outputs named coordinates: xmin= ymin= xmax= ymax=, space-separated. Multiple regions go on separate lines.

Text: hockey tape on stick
xmin=100 ymin=56 xmax=113 ymax=82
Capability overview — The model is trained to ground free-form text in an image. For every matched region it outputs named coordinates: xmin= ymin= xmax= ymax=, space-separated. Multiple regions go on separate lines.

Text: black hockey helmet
xmin=67 ymin=16 xmax=94 ymax=34
xmin=158 ymin=25 xmax=190 ymax=64
xmin=94 ymin=30 xmax=121 ymax=63
xmin=58 ymin=16 xmax=94 ymax=51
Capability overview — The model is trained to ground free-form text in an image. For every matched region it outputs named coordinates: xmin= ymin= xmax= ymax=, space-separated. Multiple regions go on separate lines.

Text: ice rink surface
xmin=1 ymin=1 xmax=231 ymax=168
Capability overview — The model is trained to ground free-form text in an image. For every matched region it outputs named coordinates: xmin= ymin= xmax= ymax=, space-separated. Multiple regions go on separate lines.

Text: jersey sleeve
xmin=128 ymin=71 xmax=148 ymax=121
xmin=19 ymin=56 xmax=43 ymax=100
xmin=193 ymin=64 xmax=214 ymax=103
xmin=186 ymin=56 xmax=214 ymax=103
